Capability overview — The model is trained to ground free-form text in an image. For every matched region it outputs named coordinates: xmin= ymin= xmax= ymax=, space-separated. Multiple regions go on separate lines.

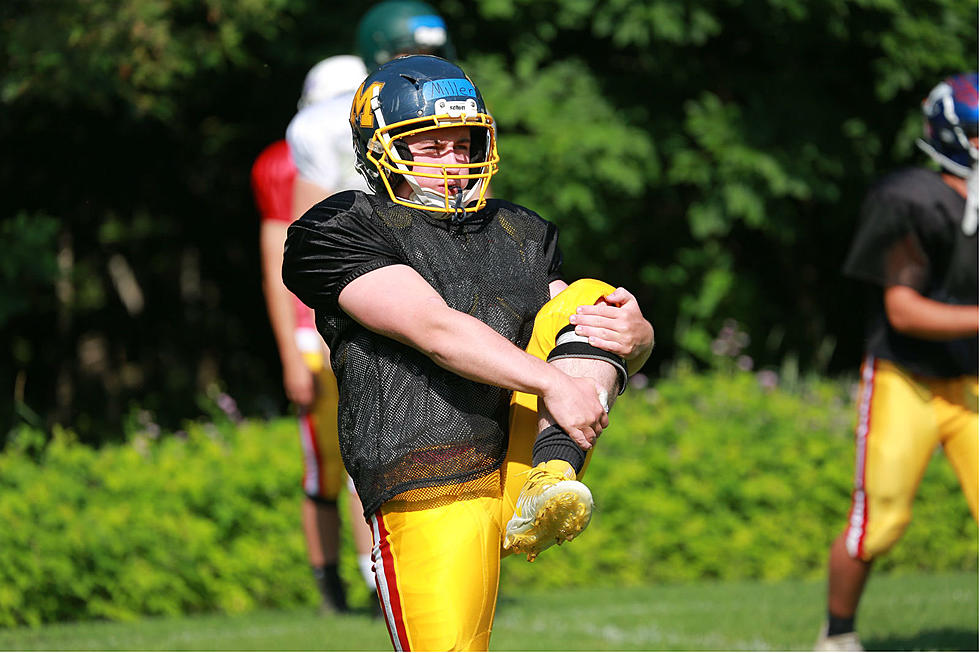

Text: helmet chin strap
xmin=403 ymin=176 xmax=485 ymax=214
xmin=451 ymin=185 xmax=465 ymax=225
xmin=964 ymin=166 xmax=978 ymax=237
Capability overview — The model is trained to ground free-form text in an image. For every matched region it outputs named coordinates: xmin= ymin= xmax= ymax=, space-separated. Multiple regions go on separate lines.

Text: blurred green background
xmin=0 ymin=0 xmax=977 ymax=631
xmin=1 ymin=0 xmax=977 ymax=442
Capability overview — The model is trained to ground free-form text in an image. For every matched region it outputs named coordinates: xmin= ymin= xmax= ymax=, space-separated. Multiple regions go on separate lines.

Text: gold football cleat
xmin=504 ymin=460 xmax=593 ymax=561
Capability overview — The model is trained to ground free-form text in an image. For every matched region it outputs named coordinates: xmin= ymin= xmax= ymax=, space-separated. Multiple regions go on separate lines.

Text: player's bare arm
xmin=260 ymin=220 xmax=315 ymax=407
xmin=284 ymin=168 xmax=335 ymax=408
xmin=338 ymin=263 xmax=610 ymax=443
xmin=291 ymin=176 xmax=332 ymax=222
xmin=884 ymin=285 xmax=979 ymax=340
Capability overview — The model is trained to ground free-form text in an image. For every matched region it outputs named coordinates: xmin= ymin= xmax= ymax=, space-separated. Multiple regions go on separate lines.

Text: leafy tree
xmin=459 ymin=0 xmax=976 ymax=371
xmin=0 ymin=0 xmax=976 ymax=442
xmin=0 ymin=0 xmax=365 ymax=442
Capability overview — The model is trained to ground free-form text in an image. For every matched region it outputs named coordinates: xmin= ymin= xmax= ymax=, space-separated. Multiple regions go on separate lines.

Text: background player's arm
xmin=292 ymin=176 xmax=332 ymax=222
xmin=286 ymin=103 xmax=338 ymax=223
xmin=884 ymin=285 xmax=979 ymax=340
xmin=260 ymin=220 xmax=314 ymax=408
xmin=338 ymin=264 xmax=609 ymax=443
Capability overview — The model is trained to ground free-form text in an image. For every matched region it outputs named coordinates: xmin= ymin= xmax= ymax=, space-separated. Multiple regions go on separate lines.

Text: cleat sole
xmin=504 ymin=488 xmax=592 ymax=562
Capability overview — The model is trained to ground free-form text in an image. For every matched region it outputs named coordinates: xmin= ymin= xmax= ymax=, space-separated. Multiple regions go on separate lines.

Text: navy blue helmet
xmin=917 ymin=72 xmax=978 ymax=178
xmin=349 ymin=55 xmax=498 ymax=214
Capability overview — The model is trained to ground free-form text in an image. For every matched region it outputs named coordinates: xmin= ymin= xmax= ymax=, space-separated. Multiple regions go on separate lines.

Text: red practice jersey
xmin=251 ymin=139 xmax=316 ymax=333
xmin=251 ymin=139 xmax=297 ymax=224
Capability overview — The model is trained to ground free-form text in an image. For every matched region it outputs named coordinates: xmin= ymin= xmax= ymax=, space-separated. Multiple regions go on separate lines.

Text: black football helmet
xmin=349 ymin=55 xmax=498 ymax=214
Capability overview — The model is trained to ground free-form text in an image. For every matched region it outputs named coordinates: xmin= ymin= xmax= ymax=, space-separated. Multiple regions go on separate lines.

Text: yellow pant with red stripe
xmin=370 ymin=279 xmax=614 ymax=652
xmin=298 ymin=352 xmax=344 ymax=501
xmin=843 ymin=355 xmax=978 ymax=561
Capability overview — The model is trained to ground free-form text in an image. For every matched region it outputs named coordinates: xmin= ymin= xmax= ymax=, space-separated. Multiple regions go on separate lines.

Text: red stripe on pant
xmin=374 ymin=510 xmax=410 ymax=651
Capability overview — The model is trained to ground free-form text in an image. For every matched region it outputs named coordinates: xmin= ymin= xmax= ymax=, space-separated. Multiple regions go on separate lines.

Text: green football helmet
xmin=356 ymin=1 xmax=456 ymax=69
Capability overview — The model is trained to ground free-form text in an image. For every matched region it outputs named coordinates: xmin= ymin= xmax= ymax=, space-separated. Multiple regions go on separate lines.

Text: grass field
xmin=0 ymin=571 xmax=975 ymax=651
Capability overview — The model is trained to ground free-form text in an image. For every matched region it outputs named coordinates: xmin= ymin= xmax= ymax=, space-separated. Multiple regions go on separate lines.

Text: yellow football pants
xmin=299 ymin=352 xmax=344 ymax=501
xmin=370 ymin=279 xmax=616 ymax=651
xmin=843 ymin=356 xmax=978 ymax=561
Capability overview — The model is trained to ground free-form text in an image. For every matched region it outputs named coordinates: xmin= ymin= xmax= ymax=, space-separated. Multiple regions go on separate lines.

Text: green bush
xmin=501 ymin=365 xmax=978 ymax=588
xmin=0 ymin=370 xmax=975 ymax=626
xmin=0 ymin=415 xmax=371 ymax=627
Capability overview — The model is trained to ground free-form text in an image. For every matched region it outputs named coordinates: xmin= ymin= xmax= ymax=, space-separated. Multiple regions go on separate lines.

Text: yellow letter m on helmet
xmin=350 ymin=81 xmax=385 ymax=129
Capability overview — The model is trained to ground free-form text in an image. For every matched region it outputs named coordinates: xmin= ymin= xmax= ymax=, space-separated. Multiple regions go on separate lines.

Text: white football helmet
xmin=298 ymin=55 xmax=369 ymax=110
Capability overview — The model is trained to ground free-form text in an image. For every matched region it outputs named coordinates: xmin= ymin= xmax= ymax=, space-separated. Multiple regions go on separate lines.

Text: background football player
xmin=815 ymin=72 xmax=978 ymax=651
xmin=252 ymin=55 xmax=370 ymax=614
xmin=253 ymin=0 xmax=458 ymax=615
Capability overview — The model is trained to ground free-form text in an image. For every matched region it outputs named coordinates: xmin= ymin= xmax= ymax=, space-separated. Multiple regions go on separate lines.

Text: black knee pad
xmin=547 ymin=325 xmax=628 ymax=395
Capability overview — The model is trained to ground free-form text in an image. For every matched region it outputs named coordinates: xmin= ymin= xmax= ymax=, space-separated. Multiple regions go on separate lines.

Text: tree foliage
xmin=461 ymin=0 xmax=976 ymax=371
xmin=0 ymin=0 xmax=976 ymax=441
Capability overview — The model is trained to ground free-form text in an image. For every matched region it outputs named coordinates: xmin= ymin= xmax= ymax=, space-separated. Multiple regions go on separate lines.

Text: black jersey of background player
xmin=283 ymin=190 xmax=562 ymax=517
xmin=843 ymin=167 xmax=978 ymax=377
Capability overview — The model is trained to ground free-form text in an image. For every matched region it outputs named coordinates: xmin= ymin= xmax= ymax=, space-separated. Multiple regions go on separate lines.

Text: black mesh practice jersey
xmin=843 ymin=167 xmax=978 ymax=377
xmin=282 ymin=191 xmax=563 ymax=517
